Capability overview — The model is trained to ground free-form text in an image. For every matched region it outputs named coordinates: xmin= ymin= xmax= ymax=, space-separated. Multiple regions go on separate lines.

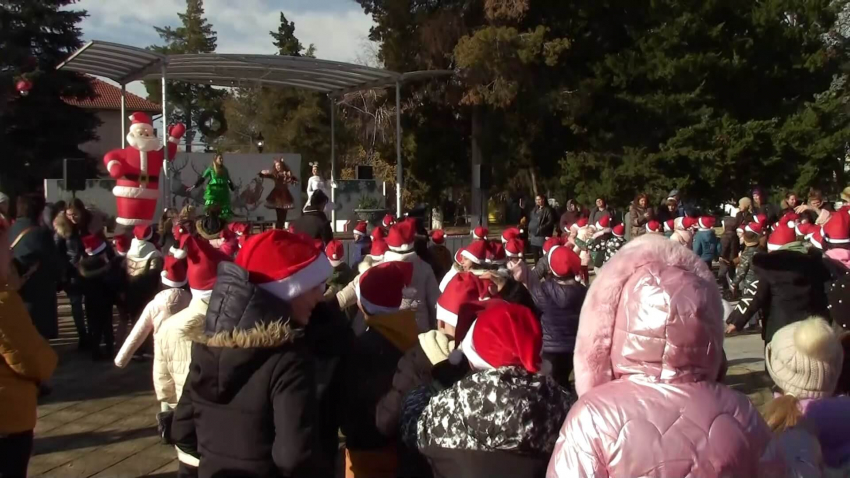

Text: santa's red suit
xmin=103 ymin=112 xmax=186 ymax=226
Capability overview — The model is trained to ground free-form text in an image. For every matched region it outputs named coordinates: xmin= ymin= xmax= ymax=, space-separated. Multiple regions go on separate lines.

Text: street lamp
xmin=256 ymin=132 xmax=265 ymax=153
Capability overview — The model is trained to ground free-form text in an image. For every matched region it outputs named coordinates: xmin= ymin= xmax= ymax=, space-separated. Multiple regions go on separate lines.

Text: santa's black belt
xmin=121 ymin=174 xmax=159 ymax=183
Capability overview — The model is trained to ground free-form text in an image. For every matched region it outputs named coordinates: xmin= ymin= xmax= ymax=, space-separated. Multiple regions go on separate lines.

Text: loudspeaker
xmin=473 ymin=164 xmax=492 ymax=189
xmin=63 ymin=158 xmax=87 ymax=192
xmin=356 ymin=165 xmax=374 ymax=180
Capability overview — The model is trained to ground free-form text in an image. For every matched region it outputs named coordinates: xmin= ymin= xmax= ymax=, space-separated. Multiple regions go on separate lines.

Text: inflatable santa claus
xmin=103 ymin=112 xmax=186 ymax=226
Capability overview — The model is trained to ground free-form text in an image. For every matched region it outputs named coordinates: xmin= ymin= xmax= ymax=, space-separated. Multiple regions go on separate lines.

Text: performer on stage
xmin=190 ymin=154 xmax=235 ymax=220
xmin=259 ymin=158 xmax=298 ymax=229
xmin=305 ymin=162 xmax=334 ymax=215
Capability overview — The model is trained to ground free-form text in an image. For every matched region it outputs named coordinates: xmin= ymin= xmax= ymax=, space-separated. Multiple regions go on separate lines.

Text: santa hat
xmin=766 ymin=318 xmax=843 ymax=399
xmin=431 ymin=229 xmax=446 ymax=245
xmin=698 ymin=216 xmax=716 ymax=230
xmin=754 ymin=213 xmax=767 ymax=225
xmin=472 ymin=226 xmax=489 ymax=240
xmin=325 ymin=240 xmax=345 ymax=267
xmin=234 ymin=230 xmax=331 ymax=302
xmin=596 ymin=215 xmax=611 ymax=229
xmin=82 ymin=234 xmax=107 ymax=256
xmin=128 ymin=112 xmax=153 ymax=131
xmin=227 ymin=222 xmax=249 ymax=237
xmin=356 ymin=261 xmax=414 ymax=315
xmin=369 ymin=227 xmax=387 ymax=241
xmin=682 ymin=217 xmax=699 ymax=230
xmin=745 ymin=222 xmax=764 ymax=236
xmin=505 ymin=238 xmax=524 ymax=258
xmin=114 ymin=234 xmax=131 ymax=256
xmin=543 ymin=237 xmax=560 ymax=256
xmin=437 ymin=273 xmax=484 ymax=327
xmin=182 ymin=235 xmax=231 ymax=298
xmin=368 ymin=238 xmax=389 ymax=261
xmin=796 ymin=222 xmax=817 ymax=238
xmin=548 ymin=246 xmax=581 ymax=279
xmin=576 ymin=218 xmax=589 ymax=228
xmin=810 ymin=229 xmax=825 ymax=250
xmin=664 ymin=219 xmax=675 ymax=232
xmin=459 ymin=302 xmax=542 ymax=373
xmin=352 ymin=221 xmax=368 ymax=237
xmin=646 ymin=220 xmax=662 ymax=234
xmin=454 ymin=247 xmax=465 ymax=265
xmin=823 ymin=213 xmax=850 ymax=244
xmin=612 ymin=224 xmax=625 ymax=238
xmin=461 ymin=240 xmax=489 ymax=265
xmin=501 ymin=227 xmax=520 ymax=244
xmin=486 ymin=242 xmax=507 ymax=265
xmin=768 ymin=223 xmax=797 ymax=251
xmin=386 ymin=220 xmax=415 ymax=252
xmin=382 ymin=214 xmax=396 ymax=228
xmin=160 ymin=255 xmax=188 ymax=288
xmin=169 ymin=224 xmax=189 ymax=259
xmin=134 ymin=225 xmax=153 ymax=241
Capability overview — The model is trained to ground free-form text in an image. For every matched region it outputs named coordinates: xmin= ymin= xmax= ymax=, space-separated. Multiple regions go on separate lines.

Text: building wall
xmin=79 ymin=110 xmax=124 ymax=167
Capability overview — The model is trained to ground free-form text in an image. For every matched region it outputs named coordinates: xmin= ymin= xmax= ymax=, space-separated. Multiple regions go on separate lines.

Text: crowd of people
xmin=2 ymin=184 xmax=850 ymax=477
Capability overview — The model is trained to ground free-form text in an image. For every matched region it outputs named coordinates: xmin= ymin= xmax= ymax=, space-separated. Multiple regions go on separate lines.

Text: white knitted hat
xmin=766 ymin=318 xmax=844 ymax=399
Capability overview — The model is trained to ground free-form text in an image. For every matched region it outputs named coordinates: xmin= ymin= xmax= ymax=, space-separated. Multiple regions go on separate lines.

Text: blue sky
xmin=74 ymin=0 xmax=377 ymax=96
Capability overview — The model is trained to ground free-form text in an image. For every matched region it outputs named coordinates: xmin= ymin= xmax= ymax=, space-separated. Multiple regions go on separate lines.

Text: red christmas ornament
xmin=16 ymin=79 xmax=32 ymax=96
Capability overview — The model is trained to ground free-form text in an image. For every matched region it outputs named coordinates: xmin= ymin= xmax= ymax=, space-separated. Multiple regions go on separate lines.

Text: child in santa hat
xmin=416 ymin=302 xmax=574 ymax=478
xmin=693 ymin=216 xmax=720 ymax=271
xmin=77 ymin=235 xmax=120 ymax=361
xmin=125 ymin=224 xmax=165 ymax=328
xmin=760 ymin=317 xmax=850 ymax=474
xmin=717 ymin=217 xmax=740 ymax=295
xmin=383 ymin=221 xmax=440 ymax=332
xmin=427 ymin=229 xmax=453 ymax=282
xmin=350 ymin=220 xmax=371 ymax=268
xmin=340 ymin=261 xmax=421 ymax=478
xmin=195 ymin=209 xmax=238 ymax=257
xmin=571 ymin=218 xmax=594 ymax=284
xmin=170 ymin=230 xmax=336 ymax=478
xmin=589 ymin=223 xmax=627 ymax=267
xmin=323 ymin=240 xmax=356 ymax=302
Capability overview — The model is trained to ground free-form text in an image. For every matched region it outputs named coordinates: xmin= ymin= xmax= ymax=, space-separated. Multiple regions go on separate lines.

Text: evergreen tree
xmin=271 ymin=13 xmax=303 ymax=56
xmin=0 ymin=0 xmax=100 ymax=192
xmin=145 ymin=0 xmax=224 ymax=151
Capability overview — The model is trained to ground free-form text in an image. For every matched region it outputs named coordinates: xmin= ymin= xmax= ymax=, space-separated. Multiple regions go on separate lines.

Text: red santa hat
xmin=501 ymin=227 xmax=520 ymax=244
xmin=698 ymin=216 xmax=716 ymax=230
xmin=129 ymin=112 xmax=153 ymax=127
xmin=796 ymin=222 xmax=817 ymax=238
xmin=646 ymin=220 xmax=662 ymax=234
xmin=113 ymin=234 xmax=131 ymax=256
xmin=454 ymin=247 xmax=465 ymax=265
xmin=505 ymin=238 xmax=524 ymax=258
xmin=386 ymin=220 xmax=416 ymax=253
xmin=472 ymin=226 xmax=489 ymax=240
xmin=823 ymin=213 xmax=850 ymax=244
xmin=369 ymin=238 xmax=389 ymax=261
xmin=548 ymin=246 xmax=581 ymax=279
xmin=664 ymin=219 xmax=676 ymax=232
xmin=461 ymin=240 xmax=489 ymax=265
xmin=477 ymin=277 xmax=498 ymax=301
xmin=754 ymin=213 xmax=768 ymax=225
xmin=437 ymin=272 xmax=484 ymax=327
xmin=745 ymin=222 xmax=764 ymax=236
xmin=612 ymin=224 xmax=625 ymax=238
xmin=768 ymin=223 xmax=797 ymax=251
xmin=370 ymin=226 xmax=385 ymax=241
xmin=543 ymin=237 xmax=561 ymax=256
xmin=459 ymin=302 xmax=542 ymax=373
xmin=382 ymin=214 xmax=396 ymax=228
xmin=356 ymin=261 xmax=414 ymax=315
xmin=160 ymin=255 xmax=188 ymax=288
xmin=82 ymin=234 xmax=107 ymax=256
xmin=352 ymin=221 xmax=368 ymax=237
xmin=169 ymin=224 xmax=189 ymax=259
xmin=485 ymin=241 xmax=507 ymax=265
xmin=576 ymin=218 xmax=589 ymax=228
xmin=325 ymin=240 xmax=345 ymax=267
xmin=596 ymin=215 xmax=611 ymax=229
xmin=134 ymin=225 xmax=153 ymax=241
xmin=182 ymin=235 xmax=231 ymax=298
xmin=682 ymin=217 xmax=699 ymax=230
xmin=234 ymin=230 xmax=332 ymax=302
xmin=811 ymin=228 xmax=825 ymax=250
xmin=431 ymin=229 xmax=446 ymax=245
xmin=227 ymin=222 xmax=250 ymax=237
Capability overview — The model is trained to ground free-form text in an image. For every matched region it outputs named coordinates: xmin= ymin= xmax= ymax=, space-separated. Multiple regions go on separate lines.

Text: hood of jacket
xmin=573 ymin=234 xmax=723 ymax=397
xmin=417 ymin=367 xmax=573 ymax=455
xmin=189 ymin=261 xmax=301 ymax=404
xmin=128 ymin=238 xmax=161 ymax=261
xmin=825 ymin=248 xmax=850 ymax=270
xmin=151 ymin=288 xmax=192 ymax=332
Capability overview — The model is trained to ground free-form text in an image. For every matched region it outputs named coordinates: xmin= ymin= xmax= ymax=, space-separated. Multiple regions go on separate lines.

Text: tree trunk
xmin=184 ymin=107 xmax=193 ymax=153
xmin=529 ymin=168 xmax=539 ymax=197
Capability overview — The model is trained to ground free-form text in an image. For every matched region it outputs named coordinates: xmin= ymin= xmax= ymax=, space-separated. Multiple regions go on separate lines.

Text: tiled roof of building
xmin=62 ymin=77 xmax=161 ymax=113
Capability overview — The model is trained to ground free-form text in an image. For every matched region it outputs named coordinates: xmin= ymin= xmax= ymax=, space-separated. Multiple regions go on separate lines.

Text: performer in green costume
xmin=191 ymin=154 xmax=235 ymax=219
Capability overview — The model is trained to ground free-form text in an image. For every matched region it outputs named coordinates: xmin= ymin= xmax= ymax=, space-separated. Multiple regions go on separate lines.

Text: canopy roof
xmin=58 ymin=41 xmax=451 ymax=96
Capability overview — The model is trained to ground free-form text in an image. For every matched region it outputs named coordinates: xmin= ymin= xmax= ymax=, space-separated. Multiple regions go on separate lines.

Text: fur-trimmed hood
xmin=573 ymin=234 xmax=723 ymax=397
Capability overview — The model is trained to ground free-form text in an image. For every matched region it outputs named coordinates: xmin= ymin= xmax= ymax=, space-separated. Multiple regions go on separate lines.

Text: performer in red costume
xmin=104 ymin=112 xmax=186 ymax=226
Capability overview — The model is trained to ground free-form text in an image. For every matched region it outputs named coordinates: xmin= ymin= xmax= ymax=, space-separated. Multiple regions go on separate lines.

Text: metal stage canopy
xmin=57 ymin=40 xmax=453 ymax=221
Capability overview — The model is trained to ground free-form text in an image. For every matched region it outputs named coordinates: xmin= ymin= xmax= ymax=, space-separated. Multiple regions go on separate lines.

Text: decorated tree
xmin=0 ymin=0 xmax=99 ymax=192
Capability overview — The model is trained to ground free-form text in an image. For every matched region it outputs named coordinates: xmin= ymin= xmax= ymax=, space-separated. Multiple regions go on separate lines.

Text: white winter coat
xmin=114 ymin=289 xmax=191 ymax=368
xmin=383 ymin=250 xmax=440 ymax=332
xmin=154 ymin=297 xmax=208 ymax=407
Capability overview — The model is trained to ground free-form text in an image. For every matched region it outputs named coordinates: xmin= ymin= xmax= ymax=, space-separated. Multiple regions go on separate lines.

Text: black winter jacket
xmin=291 ymin=211 xmax=333 ymax=244
xmin=730 ymin=247 xmax=831 ymax=343
xmin=526 ymin=272 xmax=586 ymax=354
xmin=170 ymin=261 xmax=334 ymax=478
xmin=375 ymin=339 xmax=435 ymax=438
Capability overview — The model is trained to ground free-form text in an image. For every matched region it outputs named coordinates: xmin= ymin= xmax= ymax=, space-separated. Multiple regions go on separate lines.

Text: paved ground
xmin=29 ymin=296 xmax=772 ymax=477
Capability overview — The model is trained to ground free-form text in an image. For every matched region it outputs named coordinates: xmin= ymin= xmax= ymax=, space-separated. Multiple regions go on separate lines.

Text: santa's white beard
xmin=127 ymin=133 xmax=161 ymax=152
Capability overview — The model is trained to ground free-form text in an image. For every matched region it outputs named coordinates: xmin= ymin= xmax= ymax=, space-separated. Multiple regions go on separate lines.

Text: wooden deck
xmin=29 ymin=296 xmax=178 ymax=478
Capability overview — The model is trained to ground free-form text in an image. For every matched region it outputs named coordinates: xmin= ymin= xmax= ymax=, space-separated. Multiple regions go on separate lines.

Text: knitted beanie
xmin=766 ymin=317 xmax=844 ymax=399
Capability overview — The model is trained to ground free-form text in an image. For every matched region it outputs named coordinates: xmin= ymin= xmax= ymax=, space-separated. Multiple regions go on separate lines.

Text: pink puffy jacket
xmin=546 ymin=235 xmax=773 ymax=478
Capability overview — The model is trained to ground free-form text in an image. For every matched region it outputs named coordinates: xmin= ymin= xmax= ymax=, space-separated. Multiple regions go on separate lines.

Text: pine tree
xmin=145 ymin=0 xmax=224 ymax=151
xmin=271 ymin=13 xmax=303 ymax=56
xmin=0 ymin=0 xmax=100 ymax=192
